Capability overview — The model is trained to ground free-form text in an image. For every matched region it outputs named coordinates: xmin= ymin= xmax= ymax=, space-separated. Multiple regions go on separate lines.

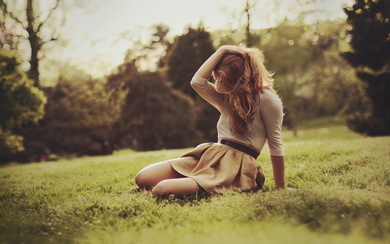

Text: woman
xmin=135 ymin=45 xmax=287 ymax=197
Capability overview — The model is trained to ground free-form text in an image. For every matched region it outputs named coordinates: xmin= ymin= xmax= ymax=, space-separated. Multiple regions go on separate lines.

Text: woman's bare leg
xmin=135 ymin=161 xmax=184 ymax=190
xmin=151 ymin=177 xmax=200 ymax=198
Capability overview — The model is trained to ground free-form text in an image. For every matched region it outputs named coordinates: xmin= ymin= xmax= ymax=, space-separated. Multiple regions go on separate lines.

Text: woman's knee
xmin=134 ymin=171 xmax=143 ymax=187
xmin=151 ymin=178 xmax=200 ymax=197
xmin=134 ymin=161 xmax=182 ymax=189
xmin=135 ymin=170 xmax=153 ymax=190
xmin=151 ymin=180 xmax=171 ymax=196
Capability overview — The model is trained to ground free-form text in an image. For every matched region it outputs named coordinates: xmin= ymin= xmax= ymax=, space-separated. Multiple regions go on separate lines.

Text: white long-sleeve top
xmin=191 ymin=75 xmax=284 ymax=156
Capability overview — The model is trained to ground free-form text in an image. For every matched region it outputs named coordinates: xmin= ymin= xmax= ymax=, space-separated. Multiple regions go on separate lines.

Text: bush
xmin=0 ymin=50 xmax=46 ymax=159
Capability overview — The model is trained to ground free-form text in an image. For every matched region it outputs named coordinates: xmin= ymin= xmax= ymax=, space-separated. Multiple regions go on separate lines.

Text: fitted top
xmin=191 ymin=75 xmax=284 ymax=156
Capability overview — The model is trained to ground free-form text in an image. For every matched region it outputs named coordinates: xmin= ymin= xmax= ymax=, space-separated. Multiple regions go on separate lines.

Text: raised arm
xmin=194 ymin=45 xmax=244 ymax=79
xmin=191 ymin=46 xmax=244 ymax=110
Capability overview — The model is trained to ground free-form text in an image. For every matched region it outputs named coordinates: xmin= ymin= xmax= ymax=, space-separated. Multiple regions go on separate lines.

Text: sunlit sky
xmin=38 ymin=0 xmax=353 ymax=80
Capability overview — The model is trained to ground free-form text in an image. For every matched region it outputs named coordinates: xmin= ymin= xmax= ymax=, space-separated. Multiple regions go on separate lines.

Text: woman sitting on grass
xmin=135 ymin=45 xmax=287 ymax=197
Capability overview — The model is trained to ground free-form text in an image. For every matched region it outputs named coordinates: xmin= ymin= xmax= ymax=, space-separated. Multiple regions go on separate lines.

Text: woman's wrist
xmin=275 ymin=181 xmax=286 ymax=189
xmin=218 ymin=45 xmax=244 ymax=56
xmin=216 ymin=46 xmax=228 ymax=55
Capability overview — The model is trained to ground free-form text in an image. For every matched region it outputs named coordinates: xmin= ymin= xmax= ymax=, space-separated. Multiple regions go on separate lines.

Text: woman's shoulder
xmin=259 ymin=89 xmax=281 ymax=102
xmin=258 ymin=89 xmax=283 ymax=113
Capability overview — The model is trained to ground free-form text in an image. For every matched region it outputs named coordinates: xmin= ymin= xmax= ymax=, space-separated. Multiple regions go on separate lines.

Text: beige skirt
xmin=168 ymin=142 xmax=265 ymax=194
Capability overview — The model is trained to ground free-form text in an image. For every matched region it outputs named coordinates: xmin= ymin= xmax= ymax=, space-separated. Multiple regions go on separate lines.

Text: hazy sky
xmin=40 ymin=0 xmax=353 ymax=79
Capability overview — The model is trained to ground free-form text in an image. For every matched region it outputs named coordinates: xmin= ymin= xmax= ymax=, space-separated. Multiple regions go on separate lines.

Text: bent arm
xmin=194 ymin=45 xmax=244 ymax=79
xmin=191 ymin=45 xmax=244 ymax=110
xmin=194 ymin=48 xmax=226 ymax=79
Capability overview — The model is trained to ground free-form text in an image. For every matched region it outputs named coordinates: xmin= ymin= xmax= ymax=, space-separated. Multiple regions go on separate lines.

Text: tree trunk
xmin=245 ymin=0 xmax=253 ymax=47
xmin=26 ymin=0 xmax=41 ymax=87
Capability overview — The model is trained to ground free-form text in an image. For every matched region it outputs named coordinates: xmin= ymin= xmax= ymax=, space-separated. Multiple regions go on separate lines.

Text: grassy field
xmin=0 ymin=118 xmax=389 ymax=244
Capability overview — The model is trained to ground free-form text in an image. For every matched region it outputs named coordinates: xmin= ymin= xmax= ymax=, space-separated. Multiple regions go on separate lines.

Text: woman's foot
xmin=131 ymin=187 xmax=144 ymax=193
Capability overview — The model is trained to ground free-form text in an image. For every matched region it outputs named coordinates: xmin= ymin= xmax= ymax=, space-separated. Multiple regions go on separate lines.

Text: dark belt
xmin=220 ymin=139 xmax=259 ymax=159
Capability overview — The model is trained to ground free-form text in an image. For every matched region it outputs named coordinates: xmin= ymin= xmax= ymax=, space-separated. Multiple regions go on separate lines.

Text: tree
xmin=0 ymin=50 xmax=46 ymax=158
xmin=167 ymin=27 xmax=215 ymax=98
xmin=18 ymin=77 xmax=125 ymax=162
xmin=261 ymin=23 xmax=311 ymax=75
xmin=149 ymin=23 xmax=172 ymax=68
xmin=244 ymin=0 xmax=259 ymax=47
xmin=107 ymin=59 xmax=199 ymax=151
xmin=127 ymin=23 xmax=173 ymax=71
xmin=259 ymin=22 xmax=312 ymax=133
xmin=303 ymin=21 xmax=367 ymax=118
xmin=343 ymin=0 xmax=390 ymax=135
xmin=0 ymin=0 xmax=65 ymax=87
xmin=256 ymin=20 xmax=366 ymax=134
xmin=167 ymin=27 xmax=220 ymax=142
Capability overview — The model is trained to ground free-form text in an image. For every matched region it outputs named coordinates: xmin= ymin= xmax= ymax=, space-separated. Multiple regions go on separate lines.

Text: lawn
xmin=0 ymin=118 xmax=389 ymax=244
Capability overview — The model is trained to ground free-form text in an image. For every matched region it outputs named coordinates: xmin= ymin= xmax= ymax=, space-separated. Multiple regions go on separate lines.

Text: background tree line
xmin=1 ymin=0 xmax=389 ymax=163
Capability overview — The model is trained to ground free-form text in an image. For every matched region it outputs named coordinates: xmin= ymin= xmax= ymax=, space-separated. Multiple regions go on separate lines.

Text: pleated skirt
xmin=168 ymin=142 xmax=265 ymax=194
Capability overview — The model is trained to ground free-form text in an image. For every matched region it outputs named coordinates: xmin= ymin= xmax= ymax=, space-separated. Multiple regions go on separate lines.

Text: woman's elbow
xmin=190 ymin=79 xmax=196 ymax=88
xmin=190 ymin=80 xmax=202 ymax=91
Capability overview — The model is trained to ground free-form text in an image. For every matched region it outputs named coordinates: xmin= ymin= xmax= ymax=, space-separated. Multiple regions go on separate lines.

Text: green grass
xmin=0 ymin=117 xmax=389 ymax=244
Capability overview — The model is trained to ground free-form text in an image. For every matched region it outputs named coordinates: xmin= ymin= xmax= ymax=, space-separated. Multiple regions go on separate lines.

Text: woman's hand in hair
xmin=194 ymin=45 xmax=245 ymax=80
xmin=219 ymin=45 xmax=245 ymax=57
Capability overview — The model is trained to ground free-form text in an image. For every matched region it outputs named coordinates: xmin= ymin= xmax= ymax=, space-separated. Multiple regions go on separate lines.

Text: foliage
xmin=107 ymin=59 xmax=199 ymax=151
xmin=297 ymin=21 xmax=367 ymax=118
xmin=3 ymin=2 xmax=385 ymax=161
xmin=254 ymin=20 xmax=364 ymax=132
xmin=166 ymin=27 xmax=220 ymax=142
xmin=343 ymin=0 xmax=390 ymax=70
xmin=214 ymin=19 xmax=365 ymax=132
xmin=149 ymin=23 xmax=172 ymax=68
xmin=343 ymin=0 xmax=390 ymax=136
xmin=0 ymin=50 xmax=46 ymax=155
xmin=194 ymin=99 xmax=220 ymax=142
xmin=0 ymin=118 xmax=389 ymax=243
xmin=167 ymin=27 xmax=215 ymax=98
xmin=261 ymin=24 xmax=311 ymax=75
xmin=0 ymin=0 xmax=66 ymax=87
xmin=15 ymin=71 xmax=125 ymax=162
xmin=259 ymin=22 xmax=312 ymax=129
xmin=126 ymin=23 xmax=173 ymax=71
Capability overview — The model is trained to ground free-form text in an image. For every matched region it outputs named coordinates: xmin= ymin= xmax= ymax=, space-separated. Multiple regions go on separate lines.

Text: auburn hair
xmin=214 ymin=47 xmax=275 ymax=135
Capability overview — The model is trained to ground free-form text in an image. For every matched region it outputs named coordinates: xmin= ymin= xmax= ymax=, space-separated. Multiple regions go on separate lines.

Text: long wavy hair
xmin=213 ymin=47 xmax=275 ymax=135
